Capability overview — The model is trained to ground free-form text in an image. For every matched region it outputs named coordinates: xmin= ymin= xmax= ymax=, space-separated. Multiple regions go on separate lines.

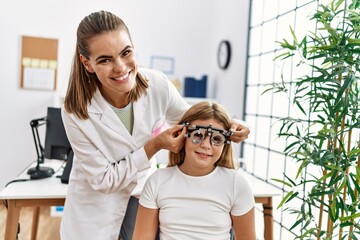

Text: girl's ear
xmin=79 ymin=54 xmax=94 ymax=73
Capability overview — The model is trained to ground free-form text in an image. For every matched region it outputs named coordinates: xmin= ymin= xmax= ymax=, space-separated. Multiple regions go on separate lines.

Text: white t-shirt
xmin=139 ymin=165 xmax=255 ymax=240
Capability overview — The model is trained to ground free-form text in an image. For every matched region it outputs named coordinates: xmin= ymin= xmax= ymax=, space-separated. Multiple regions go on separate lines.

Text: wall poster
xmin=20 ymin=35 xmax=58 ymax=91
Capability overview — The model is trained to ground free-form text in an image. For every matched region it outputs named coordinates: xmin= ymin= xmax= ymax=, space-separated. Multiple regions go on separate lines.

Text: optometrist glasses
xmin=184 ymin=122 xmax=233 ymax=146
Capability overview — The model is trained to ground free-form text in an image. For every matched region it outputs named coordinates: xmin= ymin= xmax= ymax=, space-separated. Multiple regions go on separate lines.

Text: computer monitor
xmin=44 ymin=107 xmax=72 ymax=160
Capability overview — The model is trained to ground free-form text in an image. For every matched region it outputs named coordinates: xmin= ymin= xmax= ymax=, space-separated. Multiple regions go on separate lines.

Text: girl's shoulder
xmin=147 ymin=166 xmax=177 ymax=185
xmin=217 ymin=167 xmax=249 ymax=183
xmin=152 ymin=166 xmax=177 ymax=177
xmin=159 ymin=166 xmax=177 ymax=173
xmin=217 ymin=166 xmax=237 ymax=176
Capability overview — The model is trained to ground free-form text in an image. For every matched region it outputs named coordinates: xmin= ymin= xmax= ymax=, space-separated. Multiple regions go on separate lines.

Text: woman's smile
xmin=112 ymin=70 xmax=131 ymax=82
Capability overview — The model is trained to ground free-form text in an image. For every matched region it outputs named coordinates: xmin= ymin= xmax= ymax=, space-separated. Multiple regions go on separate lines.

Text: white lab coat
xmin=60 ymin=68 xmax=190 ymax=240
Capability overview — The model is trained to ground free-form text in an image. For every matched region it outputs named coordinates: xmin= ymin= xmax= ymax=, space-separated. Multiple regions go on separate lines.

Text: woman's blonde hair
xmin=168 ymin=101 xmax=235 ymax=169
xmin=64 ymin=10 xmax=148 ymax=119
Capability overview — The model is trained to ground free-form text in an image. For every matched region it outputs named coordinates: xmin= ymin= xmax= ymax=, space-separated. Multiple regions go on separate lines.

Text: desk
xmin=0 ymin=161 xmax=280 ymax=240
xmin=241 ymin=170 xmax=280 ymax=240
xmin=0 ymin=160 xmax=66 ymax=240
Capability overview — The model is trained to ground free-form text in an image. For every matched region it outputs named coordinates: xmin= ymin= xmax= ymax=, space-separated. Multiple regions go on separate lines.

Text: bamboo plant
xmin=264 ymin=0 xmax=360 ymax=239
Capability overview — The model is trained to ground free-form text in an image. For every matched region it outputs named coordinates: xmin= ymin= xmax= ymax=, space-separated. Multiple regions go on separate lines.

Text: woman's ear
xmin=79 ymin=54 xmax=94 ymax=73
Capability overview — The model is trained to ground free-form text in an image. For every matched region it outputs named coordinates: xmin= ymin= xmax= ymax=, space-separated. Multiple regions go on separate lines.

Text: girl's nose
xmin=200 ymin=136 xmax=211 ymax=148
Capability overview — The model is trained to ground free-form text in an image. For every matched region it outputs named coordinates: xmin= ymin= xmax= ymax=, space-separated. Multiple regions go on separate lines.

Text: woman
xmin=60 ymin=10 xmax=250 ymax=240
xmin=134 ymin=101 xmax=256 ymax=240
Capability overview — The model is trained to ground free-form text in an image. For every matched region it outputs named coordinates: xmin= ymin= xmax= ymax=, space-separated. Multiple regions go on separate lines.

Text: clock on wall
xmin=217 ymin=40 xmax=231 ymax=70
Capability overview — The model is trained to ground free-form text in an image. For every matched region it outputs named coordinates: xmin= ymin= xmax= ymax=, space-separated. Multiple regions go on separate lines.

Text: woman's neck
xmin=99 ymin=86 xmax=130 ymax=109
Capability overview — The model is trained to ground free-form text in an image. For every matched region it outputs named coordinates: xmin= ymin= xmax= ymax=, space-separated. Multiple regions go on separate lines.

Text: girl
xmin=134 ymin=101 xmax=256 ymax=240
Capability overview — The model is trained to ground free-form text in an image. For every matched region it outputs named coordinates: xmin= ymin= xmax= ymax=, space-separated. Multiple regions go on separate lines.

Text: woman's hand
xmin=156 ymin=124 xmax=186 ymax=153
xmin=144 ymin=124 xmax=186 ymax=159
xmin=229 ymin=122 xmax=250 ymax=143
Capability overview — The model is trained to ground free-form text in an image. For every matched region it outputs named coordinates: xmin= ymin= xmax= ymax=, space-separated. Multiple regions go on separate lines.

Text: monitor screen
xmin=44 ymin=107 xmax=72 ymax=160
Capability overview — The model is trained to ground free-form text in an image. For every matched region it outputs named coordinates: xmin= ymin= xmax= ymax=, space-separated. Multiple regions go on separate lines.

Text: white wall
xmin=212 ymin=0 xmax=250 ymax=119
xmin=0 ymin=0 xmax=249 ymax=188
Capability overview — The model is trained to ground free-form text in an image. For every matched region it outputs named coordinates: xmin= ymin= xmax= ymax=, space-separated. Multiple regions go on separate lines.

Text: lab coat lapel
xmin=90 ymin=89 xmax=136 ymax=145
xmin=132 ymin=94 xmax=148 ymax=137
xmin=101 ymin=107 xmax=131 ymax=136
xmin=100 ymin=94 xmax=149 ymax=138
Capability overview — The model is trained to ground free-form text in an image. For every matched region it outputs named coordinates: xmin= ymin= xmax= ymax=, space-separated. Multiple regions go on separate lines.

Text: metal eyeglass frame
xmin=183 ymin=122 xmax=233 ymax=146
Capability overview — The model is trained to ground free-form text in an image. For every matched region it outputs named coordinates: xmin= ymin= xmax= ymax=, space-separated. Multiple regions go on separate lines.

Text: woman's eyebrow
xmin=120 ymin=45 xmax=132 ymax=54
xmin=95 ymin=55 xmax=112 ymax=61
xmin=95 ymin=45 xmax=132 ymax=62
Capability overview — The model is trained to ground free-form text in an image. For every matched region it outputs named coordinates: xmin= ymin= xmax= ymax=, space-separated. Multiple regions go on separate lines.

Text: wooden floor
xmin=0 ymin=202 xmax=61 ymax=240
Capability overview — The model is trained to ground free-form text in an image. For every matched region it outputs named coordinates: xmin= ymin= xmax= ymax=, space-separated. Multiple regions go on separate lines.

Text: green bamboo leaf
xmin=289 ymin=151 xmax=307 ymax=158
xmin=289 ymin=26 xmax=298 ymax=46
xmin=285 ymin=141 xmax=301 ymax=153
xmin=295 ymin=160 xmax=308 ymax=179
xmin=302 ymin=218 xmax=313 ymax=230
xmin=299 ymin=227 xmax=318 ymax=239
xmin=274 ymin=51 xmax=294 ymax=60
xmin=339 ymin=212 xmax=360 ymax=221
xmin=317 ymin=87 xmax=339 ymax=93
xmin=296 ymin=126 xmax=300 ymax=136
xmin=317 ymin=115 xmax=325 ymax=123
xmin=347 ymin=38 xmax=360 ymax=44
xmin=308 ymin=189 xmax=335 ymax=197
xmin=330 ymin=173 xmax=345 ymax=189
xmin=284 ymin=174 xmax=297 ymax=186
xmin=336 ymin=196 xmax=346 ymax=212
xmin=285 ymin=191 xmax=299 ymax=203
xmin=270 ymin=178 xmax=293 ymax=188
xmin=349 ymin=173 xmax=360 ymax=193
xmin=345 ymin=178 xmax=355 ymax=200
xmin=329 ymin=197 xmax=338 ymax=221
xmin=340 ymin=221 xmax=354 ymax=227
xmin=300 ymin=36 xmax=307 ymax=58
xmin=289 ymin=218 xmax=303 ymax=231
xmin=277 ymin=191 xmax=294 ymax=209
xmin=325 ymin=164 xmax=342 ymax=171
xmin=346 ymin=178 xmax=356 ymax=201
xmin=295 ymin=85 xmax=308 ymax=94
xmin=348 ymin=148 xmax=360 ymax=157
xmin=318 ymin=171 xmax=334 ymax=182
xmin=261 ymin=87 xmax=274 ymax=96
xmin=320 ymin=151 xmax=335 ymax=162
xmin=279 ymin=39 xmax=297 ymax=50
xmin=295 ymin=100 xmax=307 ymax=115
xmin=352 ymin=233 xmax=359 ymax=240
xmin=333 ymin=0 xmax=345 ymax=12
xmin=335 ymin=75 xmax=353 ymax=104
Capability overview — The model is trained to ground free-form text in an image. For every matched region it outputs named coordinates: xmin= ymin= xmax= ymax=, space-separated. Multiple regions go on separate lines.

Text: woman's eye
xmin=98 ymin=59 xmax=110 ymax=64
xmin=122 ymin=50 xmax=132 ymax=57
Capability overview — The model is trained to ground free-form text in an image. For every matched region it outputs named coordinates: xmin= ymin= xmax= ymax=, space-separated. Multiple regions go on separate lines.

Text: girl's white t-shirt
xmin=139 ymin=165 xmax=255 ymax=240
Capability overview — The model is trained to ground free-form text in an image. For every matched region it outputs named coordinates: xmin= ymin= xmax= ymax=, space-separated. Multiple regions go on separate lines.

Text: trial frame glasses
xmin=183 ymin=122 xmax=233 ymax=146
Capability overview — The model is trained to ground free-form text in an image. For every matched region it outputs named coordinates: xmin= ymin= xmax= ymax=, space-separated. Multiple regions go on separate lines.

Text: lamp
xmin=27 ymin=117 xmax=55 ymax=179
